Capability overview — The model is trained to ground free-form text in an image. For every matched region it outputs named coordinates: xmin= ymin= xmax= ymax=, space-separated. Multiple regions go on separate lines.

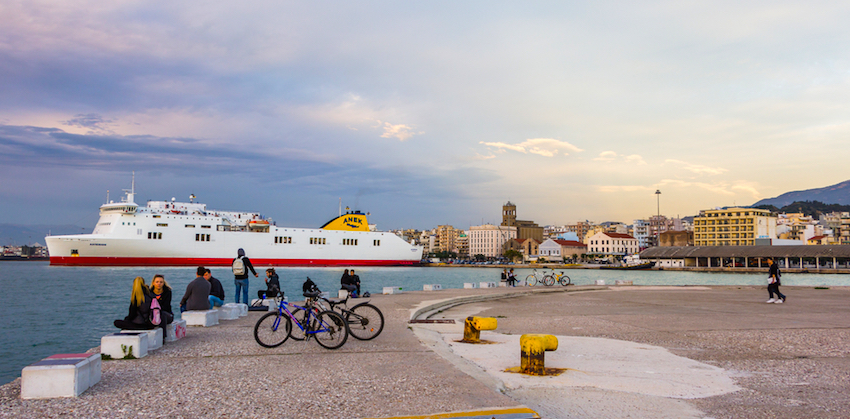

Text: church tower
xmin=502 ymin=201 xmax=516 ymax=227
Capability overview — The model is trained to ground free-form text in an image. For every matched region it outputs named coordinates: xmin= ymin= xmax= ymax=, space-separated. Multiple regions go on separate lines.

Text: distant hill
xmin=752 ymin=180 xmax=850 ymax=207
xmin=0 ymin=224 xmax=85 ymax=246
xmin=753 ymin=201 xmax=850 ymax=218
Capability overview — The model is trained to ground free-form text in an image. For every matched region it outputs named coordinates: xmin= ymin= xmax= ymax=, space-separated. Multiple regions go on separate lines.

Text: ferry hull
xmin=49 ymin=256 xmax=420 ymax=267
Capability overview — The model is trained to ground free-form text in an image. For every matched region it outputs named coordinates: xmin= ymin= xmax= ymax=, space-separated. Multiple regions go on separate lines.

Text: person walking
xmin=232 ymin=248 xmax=258 ymax=304
xmin=766 ymin=258 xmax=786 ymax=304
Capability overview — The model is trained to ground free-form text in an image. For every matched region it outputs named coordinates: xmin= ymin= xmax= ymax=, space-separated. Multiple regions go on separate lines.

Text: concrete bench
xmin=120 ymin=328 xmax=162 ymax=351
xmin=182 ymin=310 xmax=219 ymax=327
xmin=338 ymin=289 xmax=350 ymax=298
xmin=423 ymin=284 xmax=442 ymax=291
xmin=463 ymin=282 xmax=478 ymax=289
xmin=595 ymin=280 xmax=606 ymax=285
xmin=101 ymin=332 xmax=148 ymax=359
xmin=216 ymin=305 xmax=240 ymax=320
xmin=166 ymin=319 xmax=187 ymax=343
xmin=223 ymin=302 xmax=248 ymax=317
xmin=383 ymin=286 xmax=402 ymax=295
xmin=615 ymin=280 xmax=633 ymax=286
xmin=499 ymin=281 xmax=508 ymax=287
xmin=479 ymin=282 xmax=498 ymax=288
xmin=21 ymin=353 xmax=101 ymax=399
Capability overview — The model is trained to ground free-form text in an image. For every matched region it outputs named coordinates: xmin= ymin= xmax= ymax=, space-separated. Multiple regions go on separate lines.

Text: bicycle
xmin=315 ymin=293 xmax=385 ymax=341
xmin=253 ymin=290 xmax=349 ymax=350
xmin=526 ymin=269 xmax=553 ymax=286
xmin=542 ymin=269 xmax=571 ymax=286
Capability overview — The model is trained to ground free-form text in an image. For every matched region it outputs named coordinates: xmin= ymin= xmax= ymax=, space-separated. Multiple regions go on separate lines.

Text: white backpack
xmin=232 ymin=256 xmax=246 ymax=275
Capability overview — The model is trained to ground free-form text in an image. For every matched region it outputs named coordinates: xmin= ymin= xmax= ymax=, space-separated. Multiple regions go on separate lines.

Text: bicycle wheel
xmin=289 ymin=307 xmax=315 ymax=341
xmin=346 ymin=304 xmax=384 ymax=341
xmin=313 ymin=310 xmax=348 ymax=349
xmin=253 ymin=312 xmax=291 ymax=348
xmin=559 ymin=275 xmax=571 ymax=286
xmin=543 ymin=275 xmax=555 ymax=286
xmin=526 ymin=274 xmax=538 ymax=286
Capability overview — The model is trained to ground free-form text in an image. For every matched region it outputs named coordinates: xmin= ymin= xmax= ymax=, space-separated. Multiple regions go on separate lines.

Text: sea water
xmin=2 ymin=261 xmax=849 ymax=386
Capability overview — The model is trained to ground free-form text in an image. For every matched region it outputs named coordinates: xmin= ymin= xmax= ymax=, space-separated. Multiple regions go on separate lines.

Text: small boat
xmin=600 ymin=261 xmax=655 ymax=270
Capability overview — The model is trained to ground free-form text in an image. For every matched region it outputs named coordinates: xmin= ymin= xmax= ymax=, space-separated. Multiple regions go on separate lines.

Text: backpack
xmin=150 ymin=297 xmax=162 ymax=326
xmin=232 ymin=256 xmax=246 ymax=275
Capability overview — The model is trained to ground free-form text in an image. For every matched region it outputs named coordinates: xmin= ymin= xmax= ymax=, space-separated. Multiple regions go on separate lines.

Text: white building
xmin=587 ymin=232 xmax=639 ymax=256
xmin=468 ymin=224 xmax=517 ymax=258
xmin=539 ymin=239 xmax=587 ymax=262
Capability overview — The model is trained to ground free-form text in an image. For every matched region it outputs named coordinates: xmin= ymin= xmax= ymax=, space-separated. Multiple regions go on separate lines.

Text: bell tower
xmin=502 ymin=201 xmax=516 ymax=227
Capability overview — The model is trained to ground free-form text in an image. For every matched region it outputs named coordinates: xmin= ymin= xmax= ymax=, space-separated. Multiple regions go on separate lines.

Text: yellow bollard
xmin=461 ymin=316 xmax=498 ymax=343
xmin=519 ymin=334 xmax=558 ymax=375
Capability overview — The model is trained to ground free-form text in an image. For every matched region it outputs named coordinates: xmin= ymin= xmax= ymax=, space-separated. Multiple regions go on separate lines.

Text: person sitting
xmin=149 ymin=274 xmax=174 ymax=341
xmin=113 ymin=276 xmax=155 ymax=331
xmin=507 ymin=268 xmax=517 ymax=287
xmin=340 ymin=268 xmax=357 ymax=297
xmin=258 ymin=268 xmax=281 ymax=300
xmin=180 ymin=266 xmax=212 ymax=312
xmin=348 ymin=269 xmax=361 ymax=297
xmin=205 ymin=269 xmax=225 ymax=309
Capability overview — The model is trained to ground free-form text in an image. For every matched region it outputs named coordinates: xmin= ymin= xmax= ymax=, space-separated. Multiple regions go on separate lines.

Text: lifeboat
xmin=248 ymin=219 xmax=270 ymax=230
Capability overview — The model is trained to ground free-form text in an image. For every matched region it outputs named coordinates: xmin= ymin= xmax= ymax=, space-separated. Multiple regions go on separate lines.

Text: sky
xmin=2 ymin=1 xmax=850 ymax=231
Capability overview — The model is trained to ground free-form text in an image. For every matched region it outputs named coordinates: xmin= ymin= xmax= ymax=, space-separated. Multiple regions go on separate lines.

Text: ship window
xmin=153 ymin=215 xmax=161 ymax=218
xmin=202 ymin=225 xmax=210 ymax=229
xmin=374 ymin=240 xmax=380 ymax=246
xmin=185 ymin=224 xmax=195 ymax=228
xmin=195 ymin=234 xmax=211 ymax=242
xmin=158 ymin=232 xmax=162 ymax=239
xmin=157 ymin=223 xmax=168 ymax=227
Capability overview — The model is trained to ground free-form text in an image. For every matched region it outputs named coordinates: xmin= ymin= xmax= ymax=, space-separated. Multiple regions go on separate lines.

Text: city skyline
xmin=3 ymin=2 xmax=850 ymax=230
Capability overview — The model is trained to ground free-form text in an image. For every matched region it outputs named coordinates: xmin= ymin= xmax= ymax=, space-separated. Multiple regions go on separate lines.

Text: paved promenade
xmin=1 ymin=285 xmax=848 ymax=418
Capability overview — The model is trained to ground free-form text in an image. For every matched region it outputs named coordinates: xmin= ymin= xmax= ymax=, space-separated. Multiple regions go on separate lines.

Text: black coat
xmin=151 ymin=287 xmax=173 ymax=314
xmin=209 ymin=277 xmax=225 ymax=300
xmin=124 ymin=291 xmax=153 ymax=326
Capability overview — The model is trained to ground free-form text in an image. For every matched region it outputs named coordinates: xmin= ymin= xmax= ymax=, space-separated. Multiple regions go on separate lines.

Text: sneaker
xmin=766 ymin=298 xmax=775 ymax=303
xmin=774 ymin=299 xmax=783 ymax=304
xmin=781 ymin=296 xmax=786 ymax=303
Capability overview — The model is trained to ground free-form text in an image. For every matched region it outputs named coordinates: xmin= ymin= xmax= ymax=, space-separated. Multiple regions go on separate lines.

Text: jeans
xmin=209 ymin=295 xmax=224 ymax=310
xmin=768 ymin=283 xmax=785 ymax=300
xmin=235 ymin=279 xmax=249 ymax=304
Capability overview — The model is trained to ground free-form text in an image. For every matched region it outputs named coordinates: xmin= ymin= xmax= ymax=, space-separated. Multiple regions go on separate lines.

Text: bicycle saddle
xmin=303 ymin=291 xmax=320 ymax=298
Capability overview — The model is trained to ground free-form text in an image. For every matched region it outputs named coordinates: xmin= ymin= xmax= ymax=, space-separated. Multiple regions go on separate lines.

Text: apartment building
xmin=693 ymin=207 xmax=776 ymax=246
xmin=468 ymin=224 xmax=517 ymax=258
xmin=587 ymin=232 xmax=639 ymax=256
xmin=433 ymin=225 xmax=462 ymax=253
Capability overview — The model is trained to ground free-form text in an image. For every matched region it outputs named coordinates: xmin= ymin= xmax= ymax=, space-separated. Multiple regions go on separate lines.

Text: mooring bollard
xmin=519 ymin=334 xmax=558 ymax=375
xmin=462 ymin=316 xmax=497 ymax=343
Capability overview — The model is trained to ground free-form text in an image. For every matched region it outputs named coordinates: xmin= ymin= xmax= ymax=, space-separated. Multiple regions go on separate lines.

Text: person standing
xmin=766 ymin=258 xmax=786 ymax=304
xmin=232 ymin=248 xmax=258 ymax=304
xmin=180 ymin=267 xmax=212 ymax=311
xmin=205 ymin=269 xmax=225 ymax=309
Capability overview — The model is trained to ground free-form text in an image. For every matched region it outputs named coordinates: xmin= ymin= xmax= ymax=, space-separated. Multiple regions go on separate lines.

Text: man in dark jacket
xmin=232 ymin=248 xmax=258 ymax=304
xmin=181 ymin=266 xmax=213 ymax=311
xmin=205 ymin=268 xmax=226 ymax=309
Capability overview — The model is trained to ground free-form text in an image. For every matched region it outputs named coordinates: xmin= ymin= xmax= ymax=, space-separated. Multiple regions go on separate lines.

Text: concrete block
xmin=216 ymin=305 xmax=240 ymax=320
xmin=338 ymin=289 xmax=350 ymax=298
xmin=595 ymin=280 xmax=606 ymax=285
xmin=423 ymin=284 xmax=442 ymax=291
xmin=120 ymin=328 xmax=162 ymax=351
xmin=383 ymin=286 xmax=402 ymax=295
xmin=479 ymin=282 xmax=497 ymax=288
xmin=101 ymin=332 xmax=148 ymax=359
xmin=223 ymin=303 xmax=248 ymax=317
xmin=182 ymin=310 xmax=219 ymax=327
xmin=499 ymin=281 xmax=508 ymax=287
xmin=615 ymin=280 xmax=633 ymax=286
xmin=463 ymin=282 xmax=477 ymax=289
xmin=166 ymin=319 xmax=187 ymax=343
xmin=21 ymin=353 xmax=101 ymax=399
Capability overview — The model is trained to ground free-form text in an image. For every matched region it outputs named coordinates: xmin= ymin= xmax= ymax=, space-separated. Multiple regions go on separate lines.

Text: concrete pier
xmin=1 ymin=285 xmax=848 ymax=418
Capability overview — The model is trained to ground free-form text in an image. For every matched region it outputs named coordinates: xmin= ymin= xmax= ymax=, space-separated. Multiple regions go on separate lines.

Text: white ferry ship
xmin=45 ymin=181 xmax=423 ymax=266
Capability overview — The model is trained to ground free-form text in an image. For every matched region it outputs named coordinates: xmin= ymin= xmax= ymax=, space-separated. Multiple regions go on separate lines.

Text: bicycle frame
xmin=274 ymin=297 xmax=329 ymax=338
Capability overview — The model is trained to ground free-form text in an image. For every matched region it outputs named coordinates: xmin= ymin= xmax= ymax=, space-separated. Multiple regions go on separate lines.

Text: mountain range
xmin=752 ymin=180 xmax=850 ymax=208
xmin=0 ymin=224 xmax=85 ymax=247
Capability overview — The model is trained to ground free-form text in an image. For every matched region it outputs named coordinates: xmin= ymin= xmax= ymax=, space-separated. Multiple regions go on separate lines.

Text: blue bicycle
xmin=253 ymin=290 xmax=349 ymax=350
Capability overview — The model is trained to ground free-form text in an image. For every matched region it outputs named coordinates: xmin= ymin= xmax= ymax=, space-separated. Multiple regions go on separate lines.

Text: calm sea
xmin=2 ymin=261 xmax=850 ymax=385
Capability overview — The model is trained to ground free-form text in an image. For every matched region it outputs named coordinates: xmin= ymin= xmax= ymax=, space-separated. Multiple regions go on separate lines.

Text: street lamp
xmin=655 ymin=190 xmax=661 ymax=247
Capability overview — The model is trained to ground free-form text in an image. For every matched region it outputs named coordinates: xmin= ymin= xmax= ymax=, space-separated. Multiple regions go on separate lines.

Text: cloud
xmin=380 ymin=122 xmax=421 ymax=141
xmin=594 ymin=151 xmax=646 ymax=164
xmin=656 ymin=179 xmax=735 ymax=196
xmin=732 ymin=183 xmax=762 ymax=199
xmin=480 ymin=138 xmax=583 ymax=157
xmin=665 ymin=159 xmax=728 ymax=175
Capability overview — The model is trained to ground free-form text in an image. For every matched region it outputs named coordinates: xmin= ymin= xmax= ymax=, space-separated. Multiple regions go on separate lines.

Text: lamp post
xmin=655 ymin=190 xmax=661 ymax=247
